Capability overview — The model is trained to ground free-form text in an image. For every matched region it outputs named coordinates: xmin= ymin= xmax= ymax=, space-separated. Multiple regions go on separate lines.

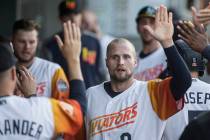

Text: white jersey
xmin=29 ymin=57 xmax=69 ymax=99
xmin=134 ymin=47 xmax=167 ymax=81
xmin=162 ymin=78 xmax=210 ymax=140
xmin=0 ymin=96 xmax=82 ymax=140
xmin=85 ymin=78 xmax=183 ymax=140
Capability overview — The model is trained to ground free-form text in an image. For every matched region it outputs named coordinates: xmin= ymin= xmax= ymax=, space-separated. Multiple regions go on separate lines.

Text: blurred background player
xmin=12 ymin=19 xmax=69 ymax=100
xmin=81 ymin=9 xmax=115 ymax=80
xmin=134 ymin=5 xmax=167 ymax=81
xmin=175 ymin=6 xmax=210 ymax=140
xmin=43 ymin=0 xmax=105 ymax=88
xmin=162 ymin=40 xmax=210 ymax=140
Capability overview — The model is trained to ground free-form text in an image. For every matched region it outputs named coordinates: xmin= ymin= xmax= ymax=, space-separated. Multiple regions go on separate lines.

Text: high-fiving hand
xmin=144 ymin=5 xmax=174 ymax=48
xmin=55 ymin=21 xmax=81 ymax=62
xmin=192 ymin=3 xmax=210 ymax=26
xmin=55 ymin=21 xmax=83 ymax=80
xmin=177 ymin=21 xmax=209 ymax=53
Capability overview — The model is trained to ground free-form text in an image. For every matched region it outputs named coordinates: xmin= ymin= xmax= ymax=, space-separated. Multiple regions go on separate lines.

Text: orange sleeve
xmin=50 ymin=99 xmax=83 ymax=136
xmin=64 ymin=124 xmax=86 ymax=140
xmin=148 ymin=77 xmax=184 ymax=120
xmin=51 ymin=68 xmax=69 ymax=100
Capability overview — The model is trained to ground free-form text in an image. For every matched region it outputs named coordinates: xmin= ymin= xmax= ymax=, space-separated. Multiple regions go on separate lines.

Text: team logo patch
xmin=57 ymin=79 xmax=68 ymax=92
xmin=36 ymin=82 xmax=46 ymax=96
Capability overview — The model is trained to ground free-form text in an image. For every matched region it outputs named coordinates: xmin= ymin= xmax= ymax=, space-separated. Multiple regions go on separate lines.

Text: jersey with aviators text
xmin=162 ymin=78 xmax=210 ymax=140
xmin=29 ymin=57 xmax=69 ymax=100
xmin=0 ymin=96 xmax=82 ymax=140
xmin=134 ymin=47 xmax=167 ymax=81
xmin=85 ymin=78 xmax=183 ymax=140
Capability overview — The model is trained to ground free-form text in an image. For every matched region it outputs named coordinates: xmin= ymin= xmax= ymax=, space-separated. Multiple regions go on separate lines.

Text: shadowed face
xmin=137 ymin=17 xmax=155 ymax=43
xmin=60 ymin=13 xmax=82 ymax=27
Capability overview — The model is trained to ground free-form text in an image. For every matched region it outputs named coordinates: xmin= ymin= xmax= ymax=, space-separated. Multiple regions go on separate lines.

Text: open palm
xmin=144 ymin=5 xmax=174 ymax=43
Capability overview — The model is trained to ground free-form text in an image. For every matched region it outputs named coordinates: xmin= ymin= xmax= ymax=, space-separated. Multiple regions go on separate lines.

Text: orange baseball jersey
xmin=85 ymin=78 xmax=183 ymax=140
xmin=0 ymin=96 xmax=83 ymax=140
xmin=29 ymin=57 xmax=69 ymax=99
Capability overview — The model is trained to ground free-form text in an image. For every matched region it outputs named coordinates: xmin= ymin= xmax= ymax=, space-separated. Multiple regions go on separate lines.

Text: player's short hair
xmin=58 ymin=0 xmax=82 ymax=17
xmin=0 ymin=43 xmax=16 ymax=73
xmin=12 ymin=19 xmax=40 ymax=34
xmin=136 ymin=5 xmax=156 ymax=24
xmin=106 ymin=38 xmax=136 ymax=58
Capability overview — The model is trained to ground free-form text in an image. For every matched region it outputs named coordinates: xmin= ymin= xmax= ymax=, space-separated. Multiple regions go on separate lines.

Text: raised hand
xmin=55 ymin=21 xmax=83 ymax=80
xmin=144 ymin=5 xmax=174 ymax=48
xmin=192 ymin=3 xmax=210 ymax=26
xmin=177 ymin=21 xmax=209 ymax=53
xmin=55 ymin=21 xmax=81 ymax=62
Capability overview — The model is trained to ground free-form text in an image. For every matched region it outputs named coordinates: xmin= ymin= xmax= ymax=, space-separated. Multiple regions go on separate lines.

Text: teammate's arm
xmin=177 ymin=19 xmax=210 ymax=76
xmin=55 ymin=21 xmax=86 ymax=114
xmin=177 ymin=20 xmax=210 ymax=61
xmin=145 ymin=5 xmax=192 ymax=120
xmin=144 ymin=5 xmax=192 ymax=100
xmin=192 ymin=3 xmax=210 ymax=28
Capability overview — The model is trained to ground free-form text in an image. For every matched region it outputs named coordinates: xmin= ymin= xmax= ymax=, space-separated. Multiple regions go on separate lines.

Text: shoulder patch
xmin=57 ymin=79 xmax=69 ymax=92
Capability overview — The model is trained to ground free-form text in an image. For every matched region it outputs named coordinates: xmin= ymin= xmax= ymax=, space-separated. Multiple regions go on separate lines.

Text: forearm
xmin=164 ymin=45 xmax=191 ymax=100
xmin=67 ymin=59 xmax=83 ymax=81
xmin=69 ymin=80 xmax=87 ymax=114
xmin=66 ymin=58 xmax=86 ymax=114
xmin=201 ymin=45 xmax=210 ymax=61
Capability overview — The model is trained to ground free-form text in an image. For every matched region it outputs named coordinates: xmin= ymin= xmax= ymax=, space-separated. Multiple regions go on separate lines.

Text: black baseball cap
xmin=0 ymin=43 xmax=17 ymax=72
xmin=136 ymin=6 xmax=156 ymax=23
xmin=59 ymin=0 xmax=82 ymax=17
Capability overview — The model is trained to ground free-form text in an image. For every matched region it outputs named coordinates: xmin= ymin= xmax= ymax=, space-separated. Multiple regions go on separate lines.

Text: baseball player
xmin=12 ymin=19 xmax=69 ymax=100
xmin=0 ymin=21 xmax=86 ymax=140
xmin=85 ymin=5 xmax=192 ymax=140
xmin=134 ymin=5 xmax=167 ymax=81
xmin=162 ymin=40 xmax=210 ymax=140
xmin=170 ymin=5 xmax=210 ymax=139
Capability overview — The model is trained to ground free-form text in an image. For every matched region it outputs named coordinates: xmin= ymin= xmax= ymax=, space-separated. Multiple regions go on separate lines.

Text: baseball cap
xmin=0 ymin=43 xmax=17 ymax=72
xmin=136 ymin=6 xmax=156 ymax=23
xmin=175 ymin=39 xmax=205 ymax=76
xmin=59 ymin=0 xmax=82 ymax=17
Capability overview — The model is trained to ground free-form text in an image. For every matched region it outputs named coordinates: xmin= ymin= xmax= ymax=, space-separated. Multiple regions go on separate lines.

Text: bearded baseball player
xmin=12 ymin=19 xmax=69 ymax=99
xmin=85 ymin=5 xmax=191 ymax=140
xmin=0 ymin=21 xmax=86 ymax=140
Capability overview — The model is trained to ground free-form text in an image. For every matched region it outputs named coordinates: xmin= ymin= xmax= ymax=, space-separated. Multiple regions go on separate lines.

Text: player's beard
xmin=14 ymin=51 xmax=35 ymax=64
xmin=110 ymin=72 xmax=133 ymax=83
